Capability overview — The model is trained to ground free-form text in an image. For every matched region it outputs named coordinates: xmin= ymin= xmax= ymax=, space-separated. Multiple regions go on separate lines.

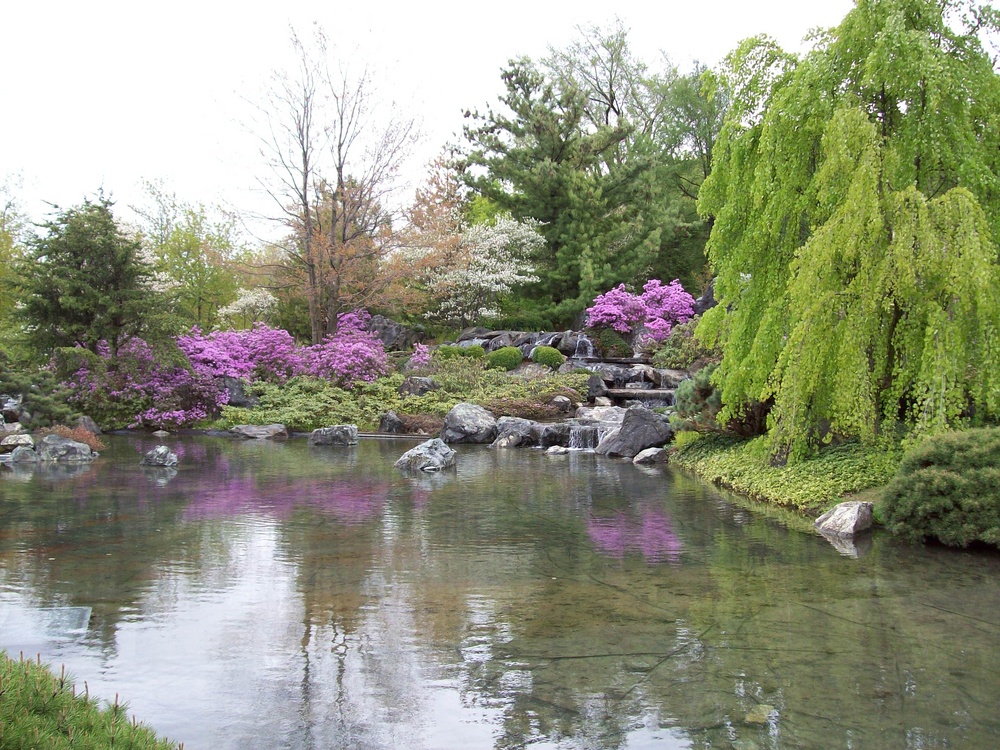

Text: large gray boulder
xmin=37 ymin=435 xmax=95 ymax=462
xmin=394 ymin=438 xmax=457 ymax=472
xmin=440 ymin=403 xmax=497 ymax=444
xmin=369 ymin=315 xmax=422 ymax=351
xmin=140 ymin=445 xmax=178 ymax=467
xmin=491 ymin=417 xmax=538 ymax=448
xmin=309 ymin=425 xmax=359 ymax=446
xmin=379 ymin=411 xmax=404 ymax=434
xmin=229 ymin=424 xmax=288 ymax=440
xmin=814 ymin=501 xmax=874 ymax=538
xmin=595 ymin=405 xmax=674 ymax=459
xmin=222 ymin=377 xmax=258 ymax=408
xmin=74 ymin=415 xmax=102 ymax=434
xmin=10 ymin=445 xmax=39 ymax=463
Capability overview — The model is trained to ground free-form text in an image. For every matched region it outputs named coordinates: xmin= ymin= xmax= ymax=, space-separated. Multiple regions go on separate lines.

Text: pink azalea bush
xmin=65 ymin=310 xmax=387 ymax=429
xmin=585 ymin=279 xmax=695 ymax=343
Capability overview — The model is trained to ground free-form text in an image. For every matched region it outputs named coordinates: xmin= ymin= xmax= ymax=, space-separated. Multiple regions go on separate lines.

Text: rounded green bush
xmin=877 ymin=427 xmax=1000 ymax=547
xmin=531 ymin=345 xmax=564 ymax=370
xmin=486 ymin=346 xmax=524 ymax=371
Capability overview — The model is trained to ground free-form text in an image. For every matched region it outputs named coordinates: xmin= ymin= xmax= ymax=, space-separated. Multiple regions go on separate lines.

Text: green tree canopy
xmin=17 ymin=196 xmax=159 ymax=359
xmin=698 ymin=0 xmax=1000 ymax=460
xmin=461 ymin=23 xmax=720 ymax=328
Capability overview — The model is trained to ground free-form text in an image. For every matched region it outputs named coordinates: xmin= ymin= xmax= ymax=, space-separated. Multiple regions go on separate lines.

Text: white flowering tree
xmin=425 ymin=215 xmax=543 ymax=327
xmin=218 ymin=288 xmax=278 ymax=329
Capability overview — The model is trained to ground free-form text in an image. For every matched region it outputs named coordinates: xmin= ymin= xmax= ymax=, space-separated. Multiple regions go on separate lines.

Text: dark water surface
xmin=1 ymin=436 xmax=998 ymax=749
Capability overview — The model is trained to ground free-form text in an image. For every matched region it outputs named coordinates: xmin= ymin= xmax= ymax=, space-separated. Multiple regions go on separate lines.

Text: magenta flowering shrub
xmin=409 ymin=343 xmax=431 ymax=369
xmin=585 ymin=279 xmax=695 ymax=343
xmin=66 ymin=337 xmax=227 ymax=430
xmin=66 ymin=309 xmax=387 ymax=429
xmin=301 ymin=310 xmax=388 ymax=387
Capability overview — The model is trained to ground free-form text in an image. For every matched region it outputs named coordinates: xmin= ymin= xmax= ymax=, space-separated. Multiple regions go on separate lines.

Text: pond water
xmin=1 ymin=436 xmax=998 ymax=749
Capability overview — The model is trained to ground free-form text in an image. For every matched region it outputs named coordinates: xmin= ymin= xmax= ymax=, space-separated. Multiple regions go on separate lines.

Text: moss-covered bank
xmin=668 ymin=433 xmax=902 ymax=515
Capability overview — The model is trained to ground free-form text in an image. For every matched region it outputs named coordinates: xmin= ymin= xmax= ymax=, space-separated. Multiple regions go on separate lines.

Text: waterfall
xmin=568 ymin=425 xmax=599 ymax=450
xmin=573 ymin=334 xmax=594 ymax=358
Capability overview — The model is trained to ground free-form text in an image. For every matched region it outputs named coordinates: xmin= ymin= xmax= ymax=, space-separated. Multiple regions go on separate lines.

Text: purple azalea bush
xmin=585 ymin=279 xmax=695 ymax=343
xmin=66 ymin=310 xmax=388 ymax=429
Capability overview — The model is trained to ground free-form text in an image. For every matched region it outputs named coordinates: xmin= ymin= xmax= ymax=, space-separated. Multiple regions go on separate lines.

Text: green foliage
xmin=673 ymin=365 xmax=722 ymax=431
xmin=461 ymin=24 xmax=717 ymax=327
xmin=486 ymin=346 xmax=524 ymax=371
xmin=16 ymin=196 xmax=163 ymax=359
xmin=0 ymin=651 xmax=179 ymax=749
xmin=698 ymin=0 xmax=1000 ymax=461
xmin=221 ymin=377 xmax=366 ymax=432
xmin=531 ymin=345 xmax=564 ymax=369
xmin=670 ymin=433 xmax=901 ymax=512
xmin=587 ymin=327 xmax=633 ymax=359
xmin=435 ymin=344 xmax=485 ymax=360
xmin=0 ymin=357 xmax=77 ymax=428
xmin=877 ymin=428 xmax=1000 ymax=546
xmin=651 ymin=318 xmax=720 ymax=370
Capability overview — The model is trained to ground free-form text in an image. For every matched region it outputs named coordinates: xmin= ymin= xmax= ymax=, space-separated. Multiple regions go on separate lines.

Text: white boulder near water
xmin=394 ymin=438 xmax=457 ymax=472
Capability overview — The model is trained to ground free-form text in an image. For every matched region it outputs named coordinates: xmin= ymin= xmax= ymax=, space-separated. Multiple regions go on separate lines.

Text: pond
xmin=1 ymin=435 xmax=998 ymax=749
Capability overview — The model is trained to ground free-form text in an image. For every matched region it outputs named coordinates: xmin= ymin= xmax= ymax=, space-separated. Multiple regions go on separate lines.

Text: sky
xmin=1 ymin=0 xmax=855 ymax=231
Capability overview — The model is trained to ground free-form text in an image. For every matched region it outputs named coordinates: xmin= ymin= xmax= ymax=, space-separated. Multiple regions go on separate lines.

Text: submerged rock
xmin=140 ymin=445 xmax=178 ymax=467
xmin=394 ymin=438 xmax=457 ymax=472
xmin=309 ymin=425 xmax=359 ymax=446
xmin=814 ymin=501 xmax=874 ymax=538
xmin=229 ymin=424 xmax=288 ymax=440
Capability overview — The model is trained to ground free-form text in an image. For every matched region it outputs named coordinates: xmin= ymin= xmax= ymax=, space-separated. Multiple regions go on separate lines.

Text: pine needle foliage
xmin=698 ymin=0 xmax=1000 ymax=461
xmin=877 ymin=427 xmax=1000 ymax=546
xmin=0 ymin=651 xmax=180 ymax=749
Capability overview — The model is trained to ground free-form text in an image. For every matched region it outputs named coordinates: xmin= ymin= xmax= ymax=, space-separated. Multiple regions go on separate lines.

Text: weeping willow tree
xmin=697 ymin=0 xmax=1000 ymax=460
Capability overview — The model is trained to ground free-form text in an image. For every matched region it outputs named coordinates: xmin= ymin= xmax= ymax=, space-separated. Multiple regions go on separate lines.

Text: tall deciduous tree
xmin=17 ymin=196 xmax=158 ymax=359
xmin=698 ymin=0 xmax=1000 ymax=460
xmin=257 ymin=28 xmax=418 ymax=344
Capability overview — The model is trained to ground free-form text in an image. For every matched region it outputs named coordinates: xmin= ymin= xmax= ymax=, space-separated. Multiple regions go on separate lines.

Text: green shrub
xmin=435 ymin=344 xmax=485 ymax=360
xmin=651 ymin=318 xmax=720 ymax=371
xmin=877 ymin=428 xmax=1000 ymax=547
xmin=486 ymin=346 xmax=523 ymax=371
xmin=0 ymin=651 xmax=179 ymax=749
xmin=673 ymin=365 xmax=722 ymax=430
xmin=531 ymin=345 xmax=564 ymax=369
xmin=587 ymin=327 xmax=633 ymax=359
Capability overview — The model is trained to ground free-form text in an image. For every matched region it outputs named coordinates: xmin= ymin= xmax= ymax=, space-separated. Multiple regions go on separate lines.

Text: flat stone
xmin=309 ymin=425 xmax=359 ymax=445
xmin=229 ymin=424 xmax=288 ymax=440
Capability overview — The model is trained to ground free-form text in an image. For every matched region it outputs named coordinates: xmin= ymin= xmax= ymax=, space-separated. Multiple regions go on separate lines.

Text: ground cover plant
xmin=877 ymin=427 xmax=1000 ymax=547
xmin=0 ymin=651 xmax=180 ymax=749
xmin=669 ymin=433 xmax=901 ymax=513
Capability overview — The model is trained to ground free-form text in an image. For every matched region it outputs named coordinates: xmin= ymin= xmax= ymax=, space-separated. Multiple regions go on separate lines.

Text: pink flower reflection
xmin=183 ymin=477 xmax=389 ymax=525
xmin=587 ymin=507 xmax=683 ymax=564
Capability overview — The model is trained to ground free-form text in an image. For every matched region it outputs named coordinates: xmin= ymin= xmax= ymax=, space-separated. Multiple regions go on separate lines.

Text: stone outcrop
xmin=309 ymin=425 xmax=359 ymax=446
xmin=229 ymin=424 xmax=288 ymax=440
xmin=379 ymin=411 xmax=404 ymax=434
xmin=140 ymin=445 xmax=178 ymax=467
xmin=222 ymin=377 xmax=258 ymax=408
xmin=595 ymin=405 xmax=674 ymax=459
xmin=440 ymin=403 xmax=497 ymax=444
xmin=394 ymin=438 xmax=457 ymax=472
xmin=814 ymin=501 xmax=874 ymax=538
xmin=36 ymin=435 xmax=95 ymax=462
xmin=398 ymin=377 xmax=438 ymax=397
xmin=369 ymin=315 xmax=422 ymax=351
xmin=74 ymin=416 xmax=102 ymax=434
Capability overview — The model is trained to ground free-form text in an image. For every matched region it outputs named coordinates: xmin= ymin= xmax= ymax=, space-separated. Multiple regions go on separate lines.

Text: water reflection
xmin=0 ymin=436 xmax=998 ymax=749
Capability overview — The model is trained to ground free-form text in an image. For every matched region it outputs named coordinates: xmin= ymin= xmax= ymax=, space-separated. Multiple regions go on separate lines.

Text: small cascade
xmin=573 ymin=334 xmax=594 ymax=358
xmin=568 ymin=424 xmax=600 ymax=450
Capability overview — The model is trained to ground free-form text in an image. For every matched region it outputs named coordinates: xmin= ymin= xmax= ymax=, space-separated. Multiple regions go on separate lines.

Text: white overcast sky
xmin=1 ymin=0 xmax=855 ymax=228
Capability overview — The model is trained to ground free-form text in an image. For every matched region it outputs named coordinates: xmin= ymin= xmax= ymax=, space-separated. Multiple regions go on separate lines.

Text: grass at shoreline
xmin=0 ymin=651 xmax=181 ymax=749
xmin=668 ymin=433 xmax=901 ymax=514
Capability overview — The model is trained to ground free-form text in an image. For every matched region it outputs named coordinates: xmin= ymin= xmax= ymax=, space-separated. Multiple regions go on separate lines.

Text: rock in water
xmin=229 ymin=424 xmax=288 ymax=440
xmin=140 ymin=445 xmax=178 ymax=467
xmin=36 ymin=435 xmax=95 ymax=462
xmin=394 ymin=438 xmax=457 ymax=472
xmin=595 ymin=405 xmax=674 ymax=459
xmin=814 ymin=501 xmax=874 ymax=538
xmin=440 ymin=403 xmax=497 ymax=444
xmin=309 ymin=425 xmax=359 ymax=445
